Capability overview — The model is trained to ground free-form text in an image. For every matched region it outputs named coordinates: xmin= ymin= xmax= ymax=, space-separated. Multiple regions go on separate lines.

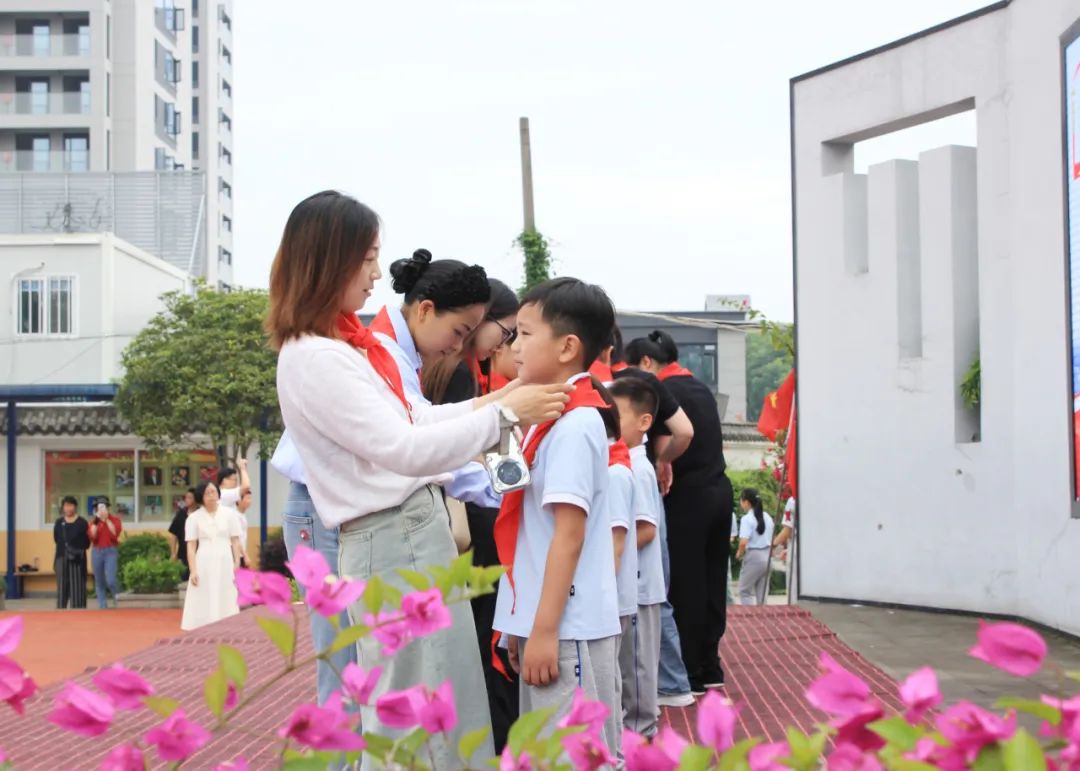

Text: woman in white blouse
xmin=267 ymin=191 xmax=570 ymax=767
xmin=180 ymin=481 xmax=244 ymax=631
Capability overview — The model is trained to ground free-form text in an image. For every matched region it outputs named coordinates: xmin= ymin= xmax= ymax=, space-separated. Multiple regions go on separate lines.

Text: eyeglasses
xmin=491 ymin=317 xmax=516 ymax=346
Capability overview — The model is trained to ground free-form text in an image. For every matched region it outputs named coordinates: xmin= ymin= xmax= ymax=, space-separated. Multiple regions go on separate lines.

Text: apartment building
xmin=0 ymin=0 xmax=234 ymax=286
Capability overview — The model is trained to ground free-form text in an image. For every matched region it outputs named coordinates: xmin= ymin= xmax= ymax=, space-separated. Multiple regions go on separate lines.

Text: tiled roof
xmin=724 ymin=422 xmax=769 ymax=444
xmin=0 ymin=405 xmax=130 ymax=437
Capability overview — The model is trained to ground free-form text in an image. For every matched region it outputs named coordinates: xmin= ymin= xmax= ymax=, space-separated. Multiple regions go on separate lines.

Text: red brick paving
xmin=0 ymin=605 xmax=906 ymax=769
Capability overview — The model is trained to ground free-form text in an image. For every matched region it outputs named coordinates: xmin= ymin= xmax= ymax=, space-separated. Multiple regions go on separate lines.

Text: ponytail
xmin=741 ymin=488 xmax=765 ymax=535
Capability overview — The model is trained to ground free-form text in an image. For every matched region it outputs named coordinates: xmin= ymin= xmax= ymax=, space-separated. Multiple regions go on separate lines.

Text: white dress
xmin=180 ymin=505 xmax=242 ymax=631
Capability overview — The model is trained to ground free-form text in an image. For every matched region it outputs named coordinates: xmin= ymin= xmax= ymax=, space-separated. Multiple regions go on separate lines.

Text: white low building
xmin=793 ymin=0 xmax=1080 ymax=635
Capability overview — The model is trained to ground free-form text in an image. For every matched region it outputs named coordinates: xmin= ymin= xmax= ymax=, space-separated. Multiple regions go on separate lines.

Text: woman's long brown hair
xmin=266 ymin=191 xmax=380 ymax=351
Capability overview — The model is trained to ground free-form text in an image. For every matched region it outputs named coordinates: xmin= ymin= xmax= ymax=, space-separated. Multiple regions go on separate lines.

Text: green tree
xmin=516 ymin=229 xmax=552 ymax=296
xmin=116 ymin=285 xmax=282 ymax=463
xmin=746 ymin=329 xmax=794 ymax=422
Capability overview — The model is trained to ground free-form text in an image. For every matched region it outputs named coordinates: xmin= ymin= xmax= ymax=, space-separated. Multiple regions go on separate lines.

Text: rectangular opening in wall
xmin=853 ymin=111 xmax=977 ymax=173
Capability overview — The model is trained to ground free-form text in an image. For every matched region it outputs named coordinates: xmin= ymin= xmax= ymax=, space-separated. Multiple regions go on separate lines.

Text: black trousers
xmin=664 ymin=475 xmax=734 ymax=686
xmin=56 ymin=555 xmax=88 ymax=609
xmin=466 ymin=503 xmax=519 ymax=753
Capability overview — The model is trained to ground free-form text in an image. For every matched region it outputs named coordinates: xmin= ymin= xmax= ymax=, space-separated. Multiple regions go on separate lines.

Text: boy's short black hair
xmin=521 ymin=277 xmax=615 ymax=369
xmin=609 ymin=376 xmax=658 ymax=418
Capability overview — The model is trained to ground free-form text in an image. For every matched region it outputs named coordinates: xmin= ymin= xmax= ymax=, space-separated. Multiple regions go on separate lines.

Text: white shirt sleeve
xmin=220 ymin=487 xmax=241 ymax=507
xmin=607 ymin=466 xmax=634 ymax=531
xmin=631 ymin=469 xmax=659 ymax=526
xmin=539 ymin=412 xmax=605 ymax=515
xmin=184 ymin=512 xmax=198 ymax=543
xmin=288 ymin=346 xmax=501 ymax=478
xmin=739 ymin=513 xmax=755 ymax=541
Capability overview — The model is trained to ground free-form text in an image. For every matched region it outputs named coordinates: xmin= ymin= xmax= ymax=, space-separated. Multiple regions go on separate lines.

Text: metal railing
xmin=0 ymin=92 xmax=90 ymax=116
xmin=0 ymin=151 xmax=89 ymax=173
xmin=0 ymin=34 xmax=90 ymax=57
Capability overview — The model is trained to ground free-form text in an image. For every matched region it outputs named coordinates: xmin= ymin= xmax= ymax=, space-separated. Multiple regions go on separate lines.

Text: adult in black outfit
xmin=423 ymin=278 xmax=519 ymax=753
xmin=625 ymin=330 xmax=734 ymax=693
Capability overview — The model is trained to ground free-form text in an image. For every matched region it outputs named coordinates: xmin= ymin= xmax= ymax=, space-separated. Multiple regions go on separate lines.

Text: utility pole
xmin=519 ymin=117 xmax=536 ymax=231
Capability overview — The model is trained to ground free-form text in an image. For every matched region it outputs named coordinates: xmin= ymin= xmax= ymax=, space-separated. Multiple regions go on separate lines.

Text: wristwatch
xmin=494 ymin=402 xmax=519 ymax=431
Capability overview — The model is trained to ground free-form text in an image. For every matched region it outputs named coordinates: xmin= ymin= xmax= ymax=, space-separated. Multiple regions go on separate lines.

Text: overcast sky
xmin=232 ymin=0 xmax=986 ymax=322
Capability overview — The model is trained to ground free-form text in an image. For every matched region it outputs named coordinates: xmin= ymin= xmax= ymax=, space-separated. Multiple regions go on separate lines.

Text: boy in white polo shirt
xmin=609 ymin=377 xmax=665 ymax=737
xmin=492 ymin=278 xmax=622 ymax=756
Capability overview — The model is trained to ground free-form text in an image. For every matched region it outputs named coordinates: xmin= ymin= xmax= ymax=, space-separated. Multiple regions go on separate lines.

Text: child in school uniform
xmin=610 ymin=377 xmax=665 ymax=737
xmin=493 ymin=277 xmax=623 ymax=756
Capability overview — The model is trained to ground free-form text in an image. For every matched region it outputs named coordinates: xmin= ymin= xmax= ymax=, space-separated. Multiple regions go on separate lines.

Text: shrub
xmin=727 ymin=468 xmax=781 ymax=517
xmin=120 ymin=556 xmax=184 ymax=594
xmin=117 ymin=533 xmax=171 ymax=589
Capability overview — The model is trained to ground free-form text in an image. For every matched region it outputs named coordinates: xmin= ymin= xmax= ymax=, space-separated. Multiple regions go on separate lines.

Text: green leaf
xmin=1003 ymin=729 xmax=1047 ymax=771
xmin=398 ymin=569 xmax=431 ymax=591
xmin=327 ymin=624 xmax=370 ymax=656
xmin=363 ymin=733 xmax=394 ymax=761
xmin=283 ymin=757 xmax=336 ymax=771
xmin=363 ymin=577 xmax=385 ymax=614
xmin=204 ymin=668 xmax=228 ymax=718
xmin=508 ymin=706 xmax=557 ymax=755
xmin=869 ymin=716 xmax=922 ymax=750
xmin=142 ymin=695 xmax=180 ymax=717
xmin=449 ymin=551 xmax=474 ymax=588
xmin=218 ymin=644 xmax=248 ymax=688
xmin=889 ymin=762 xmax=942 ymax=771
xmin=383 ymin=583 xmax=403 ymax=609
xmin=717 ymin=738 xmax=761 ymax=771
xmin=1066 ymin=670 xmax=1080 ymax=682
xmin=459 ymin=727 xmax=491 ymax=763
xmin=974 ymin=745 xmax=1006 ymax=771
xmin=677 ymin=745 xmax=714 ymax=771
xmin=390 ymin=727 xmax=430 ymax=765
xmin=995 ymin=697 xmax=1061 ymax=725
xmin=483 ymin=565 xmax=506 ymax=585
xmin=256 ymin=616 xmax=296 ymax=659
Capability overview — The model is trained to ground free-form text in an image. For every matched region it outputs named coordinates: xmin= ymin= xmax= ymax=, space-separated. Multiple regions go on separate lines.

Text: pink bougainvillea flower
xmin=1042 ymin=695 xmax=1080 ymax=743
xmin=144 ymin=708 xmax=212 ymax=762
xmin=234 ymin=569 xmax=293 ymax=617
xmin=562 ymin=729 xmax=616 ymax=770
xmin=969 ymin=620 xmax=1047 ymax=677
xmin=364 ymin=611 xmax=413 ymax=657
xmin=0 ymin=617 xmax=23 ymax=656
xmin=899 ymin=666 xmax=941 ymax=723
xmin=4 ymin=669 xmax=36 ymax=716
xmin=375 ymin=686 xmax=422 ymax=729
xmin=92 ymin=664 xmax=154 ymax=711
xmin=0 ymin=656 xmax=36 ymax=715
xmin=749 ymin=741 xmax=791 ymax=771
xmin=307 ymin=576 xmax=367 ymax=619
xmin=412 ymin=680 xmax=457 ymax=734
xmin=557 ymin=688 xmax=609 ymax=735
xmin=935 ymin=701 xmax=1016 ymax=763
xmin=832 ymin=700 xmax=886 ymax=752
xmin=499 ymin=745 xmax=535 ymax=771
xmin=623 ymin=727 xmax=686 ymax=771
xmin=400 ymin=588 xmax=452 ymax=638
xmin=341 ymin=662 xmax=383 ymax=707
xmin=697 ymin=690 xmax=739 ymax=752
xmin=806 ymin=652 xmax=872 ymax=717
xmin=285 ymin=545 xmax=330 ymax=592
xmin=212 ymin=759 xmax=250 ymax=771
xmin=278 ymin=693 xmax=365 ymax=752
xmin=100 ymin=743 xmax=145 ymax=771
xmin=826 ymin=743 xmax=885 ymax=771
xmin=48 ymin=682 xmax=115 ymax=737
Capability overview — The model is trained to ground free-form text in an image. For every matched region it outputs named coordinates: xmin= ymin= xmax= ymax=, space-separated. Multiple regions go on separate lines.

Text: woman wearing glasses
xmin=421 ymin=277 xmax=520 ymax=753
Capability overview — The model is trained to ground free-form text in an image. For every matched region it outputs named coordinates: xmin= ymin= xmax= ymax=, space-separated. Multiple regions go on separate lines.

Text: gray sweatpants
xmin=738 ymin=548 xmax=770 ymax=605
xmin=519 ymin=635 xmax=621 ymax=759
xmin=619 ymin=604 xmax=660 ymax=737
xmin=340 ymin=485 xmax=494 ymax=770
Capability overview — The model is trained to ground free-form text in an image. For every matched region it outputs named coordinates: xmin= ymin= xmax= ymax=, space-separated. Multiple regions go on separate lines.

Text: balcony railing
xmin=0 ymin=150 xmax=90 ymax=173
xmin=154 ymin=7 xmax=186 ymax=36
xmin=0 ymin=92 xmax=91 ymax=115
xmin=0 ymin=34 xmax=90 ymax=58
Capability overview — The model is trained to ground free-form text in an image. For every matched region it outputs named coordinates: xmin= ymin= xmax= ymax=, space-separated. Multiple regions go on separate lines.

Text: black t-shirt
xmin=443 ymin=361 xmax=478 ymax=404
xmin=612 ymin=367 xmax=681 ymax=459
xmin=661 ymin=374 xmax=728 ymax=488
xmin=54 ymin=516 xmax=90 ymax=561
xmin=168 ymin=509 xmax=189 ymax=568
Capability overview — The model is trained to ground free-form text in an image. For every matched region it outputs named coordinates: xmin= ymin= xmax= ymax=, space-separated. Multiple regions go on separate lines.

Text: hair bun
xmin=389 ymin=248 xmax=433 ymax=294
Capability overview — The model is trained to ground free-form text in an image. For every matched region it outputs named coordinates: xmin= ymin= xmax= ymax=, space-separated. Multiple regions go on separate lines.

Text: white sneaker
xmin=657 ymin=692 xmax=696 ymax=708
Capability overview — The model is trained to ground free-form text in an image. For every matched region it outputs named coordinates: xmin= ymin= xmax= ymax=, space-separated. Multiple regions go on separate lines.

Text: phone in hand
xmin=96 ymin=503 xmax=107 ymax=518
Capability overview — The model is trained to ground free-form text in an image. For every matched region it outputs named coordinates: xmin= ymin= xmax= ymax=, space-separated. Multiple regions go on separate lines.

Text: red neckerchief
xmin=369 ymin=306 xmax=396 ymax=340
xmin=657 ymin=362 xmax=695 ymax=381
xmin=611 ymin=362 xmax=629 ymax=373
xmin=337 ymin=312 xmax=413 ymax=423
xmin=493 ymin=377 xmax=608 ymax=609
xmin=468 ymin=355 xmax=488 ymax=396
xmin=608 ymin=439 xmax=631 ymax=469
xmin=489 ymin=370 xmax=510 ymax=392
xmin=588 ymin=361 xmax=614 ymax=382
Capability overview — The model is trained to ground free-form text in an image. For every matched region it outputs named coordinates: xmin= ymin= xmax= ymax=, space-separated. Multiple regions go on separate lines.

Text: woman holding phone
xmin=268 ymin=191 xmax=569 ymax=766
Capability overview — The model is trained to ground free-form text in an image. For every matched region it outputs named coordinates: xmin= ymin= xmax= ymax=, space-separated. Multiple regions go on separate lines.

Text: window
xmin=107 ymin=15 xmax=110 ymax=58
xmin=222 ymin=79 xmax=232 ymax=98
xmin=63 ymin=19 xmax=90 ymax=56
xmin=192 ymin=131 xmax=199 ymax=159
xmin=219 ymin=108 xmax=231 ymax=131
xmin=106 ymin=73 xmax=110 ymax=117
xmin=159 ymin=100 xmax=181 ymax=136
xmin=220 ymin=247 xmax=232 ymax=265
xmin=166 ymin=51 xmax=181 ymax=83
xmin=80 ymin=79 xmax=91 ymax=113
xmin=218 ymin=282 xmax=232 ymax=292
xmin=192 ymin=60 xmax=199 ymax=88
xmin=192 ymin=96 xmax=199 ymax=123
xmin=192 ymin=25 xmax=199 ymax=53
xmin=32 ymin=21 xmax=49 ymax=56
xmin=219 ymin=179 xmax=232 ymax=198
xmin=222 ymin=214 xmax=232 ymax=232
xmin=677 ymin=343 xmax=718 ymax=389
xmin=193 ymin=0 xmax=199 ymax=18
xmin=155 ymin=0 xmax=186 ymax=33
xmin=27 ymin=79 xmax=49 ymax=115
xmin=15 ymin=135 xmax=52 ymax=172
xmin=155 ymin=147 xmax=179 ymax=170
xmin=220 ymin=7 xmax=232 ymax=31
xmin=156 ymin=42 xmax=181 ymax=86
xmin=220 ymin=144 xmax=232 ymax=164
xmin=107 ymin=129 xmax=110 ymax=169
xmin=64 ymin=134 xmax=89 ymax=172
xmin=18 ymin=276 xmax=74 ymax=336
xmin=221 ymin=44 xmax=231 ymax=65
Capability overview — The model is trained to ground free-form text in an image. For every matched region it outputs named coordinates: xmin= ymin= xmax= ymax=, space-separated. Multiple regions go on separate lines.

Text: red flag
xmin=785 ymin=409 xmax=797 ymax=498
xmin=757 ymin=369 xmax=795 ymax=441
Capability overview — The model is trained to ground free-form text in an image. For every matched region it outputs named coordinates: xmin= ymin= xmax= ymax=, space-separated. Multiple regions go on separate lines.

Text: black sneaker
xmin=689 ymin=680 xmax=706 ymax=696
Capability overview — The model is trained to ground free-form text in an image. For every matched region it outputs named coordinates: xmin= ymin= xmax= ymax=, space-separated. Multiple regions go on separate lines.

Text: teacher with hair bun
xmin=267 ymin=190 xmax=571 ymax=767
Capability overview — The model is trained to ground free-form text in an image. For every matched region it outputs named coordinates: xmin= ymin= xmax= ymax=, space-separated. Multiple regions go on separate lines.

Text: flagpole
xmin=783 ymin=399 xmax=797 ymax=605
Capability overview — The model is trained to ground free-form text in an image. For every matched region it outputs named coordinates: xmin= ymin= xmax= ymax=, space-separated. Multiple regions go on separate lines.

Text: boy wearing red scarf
xmin=493 ymin=278 xmax=622 ymax=756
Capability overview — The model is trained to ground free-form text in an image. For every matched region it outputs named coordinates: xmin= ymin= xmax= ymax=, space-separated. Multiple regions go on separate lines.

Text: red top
xmin=89 ymin=515 xmax=123 ymax=548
